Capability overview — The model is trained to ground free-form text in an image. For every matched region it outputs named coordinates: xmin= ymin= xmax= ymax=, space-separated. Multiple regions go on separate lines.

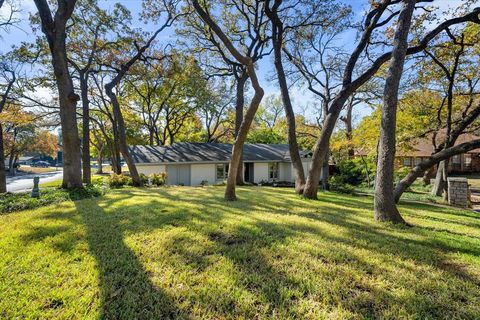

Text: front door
xmin=244 ymin=163 xmax=254 ymax=183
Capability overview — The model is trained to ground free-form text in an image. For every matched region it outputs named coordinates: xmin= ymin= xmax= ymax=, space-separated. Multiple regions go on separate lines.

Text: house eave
xmin=134 ymin=159 xmax=305 ymax=166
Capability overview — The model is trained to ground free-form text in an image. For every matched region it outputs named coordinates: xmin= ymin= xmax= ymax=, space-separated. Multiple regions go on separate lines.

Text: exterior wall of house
xmin=288 ymin=160 xmax=312 ymax=182
xmin=302 ymin=159 xmax=312 ymax=177
xmin=279 ymin=163 xmax=291 ymax=182
xmin=136 ymin=160 xmax=314 ymax=185
xmin=470 ymin=153 xmax=480 ymax=172
xmin=397 ymin=156 xmax=434 ymax=169
xmin=447 ymin=153 xmax=480 ymax=173
xmin=136 ymin=164 xmax=166 ymax=176
xmin=191 ymin=164 xmax=216 ymax=186
xmin=254 ymin=163 xmax=269 ymax=183
xmin=397 ymin=154 xmax=480 ymax=173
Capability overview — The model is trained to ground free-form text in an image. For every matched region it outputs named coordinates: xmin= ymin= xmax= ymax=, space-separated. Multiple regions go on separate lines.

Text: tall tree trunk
xmin=374 ymin=0 xmax=415 ymax=223
xmin=427 ymin=32 xmax=464 ymax=199
xmin=422 ymin=168 xmax=432 ymax=185
xmin=235 ymin=72 xmax=248 ymax=138
xmin=96 ymin=153 xmax=103 ymax=174
xmin=110 ymin=152 xmax=119 ymax=174
xmin=360 ymin=156 xmax=371 ymax=187
xmin=225 ymin=78 xmax=264 ymax=200
xmin=0 ymin=68 xmax=14 ymax=193
xmin=0 ymin=125 xmax=6 ymax=193
xmin=442 ymin=159 xmax=449 ymax=201
xmin=105 ymin=86 xmax=141 ymax=186
xmin=236 ymin=161 xmax=244 ymax=185
xmin=235 ymin=72 xmax=248 ymax=186
xmin=107 ymin=123 xmax=122 ymax=174
xmin=432 ymin=66 xmax=455 ymax=199
xmin=149 ymin=130 xmax=154 ymax=146
xmin=192 ymin=0 xmax=265 ymax=200
xmin=302 ymin=99 xmax=347 ymax=199
xmin=80 ymin=73 xmax=91 ymax=184
xmin=52 ymin=41 xmax=83 ymax=189
xmin=113 ymin=149 xmax=122 ymax=174
xmin=345 ymin=103 xmax=354 ymax=158
xmin=8 ymin=152 xmax=15 ymax=176
xmin=431 ymin=161 xmax=446 ymax=196
xmin=101 ymin=24 xmax=167 ymax=186
xmin=115 ymin=157 xmax=122 ymax=174
xmin=107 ymin=137 xmax=121 ymax=174
xmin=34 ymin=0 xmax=83 ymax=189
xmin=265 ymin=3 xmax=306 ymax=193
xmin=320 ymin=150 xmax=329 ymax=190
xmin=110 ymin=154 xmax=116 ymax=173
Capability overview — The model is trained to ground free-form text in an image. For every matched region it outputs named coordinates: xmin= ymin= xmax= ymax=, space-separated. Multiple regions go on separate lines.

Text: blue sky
xmin=0 ymin=0 xmax=467 ymax=125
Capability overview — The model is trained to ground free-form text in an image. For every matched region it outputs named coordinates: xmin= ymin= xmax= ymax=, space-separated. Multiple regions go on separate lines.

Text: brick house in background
xmin=397 ymin=132 xmax=480 ymax=173
xmin=355 ymin=132 xmax=480 ymax=174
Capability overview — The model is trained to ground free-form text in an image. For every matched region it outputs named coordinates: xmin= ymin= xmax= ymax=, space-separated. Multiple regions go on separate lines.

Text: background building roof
xmin=355 ymin=132 xmax=480 ymax=157
xmin=399 ymin=132 xmax=480 ymax=157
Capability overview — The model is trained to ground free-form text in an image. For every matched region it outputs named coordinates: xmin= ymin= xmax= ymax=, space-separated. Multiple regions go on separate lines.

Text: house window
xmin=403 ymin=157 xmax=412 ymax=167
xmin=451 ymin=154 xmax=461 ymax=170
xmin=465 ymin=154 xmax=472 ymax=169
xmin=216 ymin=164 xmax=229 ymax=180
xmin=414 ymin=157 xmax=422 ymax=166
xmin=268 ymin=162 xmax=279 ymax=180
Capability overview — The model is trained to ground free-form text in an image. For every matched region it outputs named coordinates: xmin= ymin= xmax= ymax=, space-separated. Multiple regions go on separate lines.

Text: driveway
xmin=6 ymin=170 xmax=63 ymax=193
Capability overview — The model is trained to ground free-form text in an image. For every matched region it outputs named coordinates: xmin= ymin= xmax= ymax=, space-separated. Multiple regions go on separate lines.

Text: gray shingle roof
xmin=128 ymin=143 xmax=311 ymax=164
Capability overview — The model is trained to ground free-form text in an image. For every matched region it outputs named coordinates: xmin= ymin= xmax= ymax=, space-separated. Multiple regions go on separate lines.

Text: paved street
xmin=6 ymin=170 xmax=63 ymax=193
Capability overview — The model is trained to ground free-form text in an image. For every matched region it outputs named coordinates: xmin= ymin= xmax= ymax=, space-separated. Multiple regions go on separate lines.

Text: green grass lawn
xmin=355 ymin=182 xmax=445 ymax=205
xmin=0 ymin=186 xmax=479 ymax=319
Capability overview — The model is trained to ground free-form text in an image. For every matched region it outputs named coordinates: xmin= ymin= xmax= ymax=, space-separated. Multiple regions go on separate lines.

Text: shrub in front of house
xmin=150 ymin=172 xmax=167 ymax=186
xmin=328 ymin=176 xmax=355 ymax=194
xmin=329 ymin=158 xmax=374 ymax=193
xmin=0 ymin=184 xmax=105 ymax=214
xmin=257 ymin=180 xmax=293 ymax=187
xmin=139 ymin=173 xmax=149 ymax=185
xmin=108 ymin=173 xmax=132 ymax=188
xmin=335 ymin=159 xmax=373 ymax=186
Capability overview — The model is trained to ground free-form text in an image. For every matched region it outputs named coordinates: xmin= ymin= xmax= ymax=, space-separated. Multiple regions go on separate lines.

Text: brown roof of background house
xmin=398 ymin=132 xmax=480 ymax=157
xmin=354 ymin=131 xmax=480 ymax=157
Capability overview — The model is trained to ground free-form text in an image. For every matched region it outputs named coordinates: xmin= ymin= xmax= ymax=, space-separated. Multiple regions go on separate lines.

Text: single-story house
xmin=129 ymin=142 xmax=312 ymax=186
xmin=397 ymin=133 xmax=480 ymax=173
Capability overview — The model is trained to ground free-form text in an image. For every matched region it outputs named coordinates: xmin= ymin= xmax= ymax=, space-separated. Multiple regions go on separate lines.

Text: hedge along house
xmin=128 ymin=143 xmax=313 ymax=186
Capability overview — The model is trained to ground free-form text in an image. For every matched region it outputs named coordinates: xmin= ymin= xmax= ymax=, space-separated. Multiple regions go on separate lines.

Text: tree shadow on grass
xmin=73 ymin=199 xmax=183 ymax=320
xmin=20 ymin=186 xmax=480 ymax=318
xmin=242 ymin=215 xmax=480 ymax=318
